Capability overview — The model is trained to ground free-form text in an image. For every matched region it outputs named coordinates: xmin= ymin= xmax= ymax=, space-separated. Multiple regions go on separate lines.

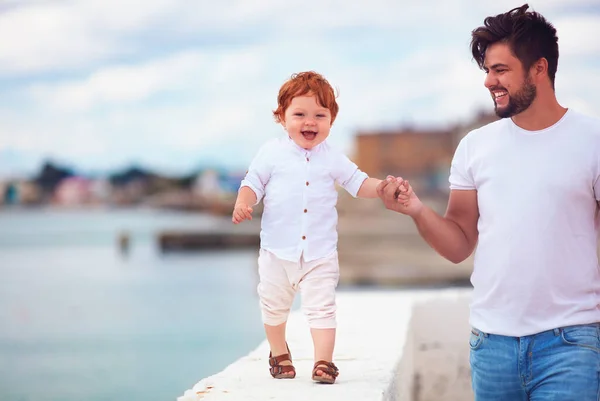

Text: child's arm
xmin=232 ymin=142 xmax=272 ymax=224
xmin=358 ymin=176 xmax=410 ymax=200
xmin=357 ymin=177 xmax=383 ymax=198
xmin=232 ymin=187 xmax=257 ymax=224
xmin=332 ymin=149 xmax=403 ymax=200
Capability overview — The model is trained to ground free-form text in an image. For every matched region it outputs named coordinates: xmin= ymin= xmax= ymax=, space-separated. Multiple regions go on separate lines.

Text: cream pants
xmin=257 ymin=248 xmax=339 ymax=329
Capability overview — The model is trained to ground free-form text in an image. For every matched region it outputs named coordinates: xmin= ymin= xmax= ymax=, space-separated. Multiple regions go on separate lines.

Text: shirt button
xmin=306 ymin=157 xmax=309 ymax=162
xmin=306 ymin=181 xmax=309 ymax=186
xmin=302 ymin=236 xmax=306 ymax=240
xmin=304 ymin=209 xmax=307 ymax=213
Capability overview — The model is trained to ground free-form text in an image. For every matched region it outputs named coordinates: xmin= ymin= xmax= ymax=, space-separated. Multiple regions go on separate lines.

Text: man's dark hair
xmin=470 ymin=4 xmax=559 ymax=88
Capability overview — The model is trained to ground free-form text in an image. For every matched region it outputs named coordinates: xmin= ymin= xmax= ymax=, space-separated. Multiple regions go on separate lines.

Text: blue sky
xmin=1 ymin=0 xmax=599 ymax=178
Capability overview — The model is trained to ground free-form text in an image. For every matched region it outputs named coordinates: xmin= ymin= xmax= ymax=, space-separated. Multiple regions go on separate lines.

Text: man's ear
xmin=532 ymin=58 xmax=548 ymax=81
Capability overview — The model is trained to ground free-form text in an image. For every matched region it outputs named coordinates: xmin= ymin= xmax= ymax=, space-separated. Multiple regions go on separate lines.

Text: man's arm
xmin=377 ymin=178 xmax=479 ymax=264
xmin=412 ymin=190 xmax=479 ymax=264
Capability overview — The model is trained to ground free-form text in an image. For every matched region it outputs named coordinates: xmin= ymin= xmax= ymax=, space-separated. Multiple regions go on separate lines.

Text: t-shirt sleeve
xmin=331 ymin=149 xmax=368 ymax=198
xmin=449 ymin=135 xmax=476 ymax=190
xmin=239 ymin=143 xmax=272 ymax=205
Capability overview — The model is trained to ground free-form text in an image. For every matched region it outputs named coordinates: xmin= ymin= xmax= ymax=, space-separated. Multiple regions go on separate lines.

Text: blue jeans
xmin=470 ymin=323 xmax=600 ymax=400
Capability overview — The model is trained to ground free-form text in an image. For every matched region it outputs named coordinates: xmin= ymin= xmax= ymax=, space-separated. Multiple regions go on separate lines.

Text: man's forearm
xmin=412 ymin=206 xmax=475 ymax=264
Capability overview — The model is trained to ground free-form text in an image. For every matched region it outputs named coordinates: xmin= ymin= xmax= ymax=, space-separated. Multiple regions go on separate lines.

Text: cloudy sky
xmin=0 ymin=0 xmax=598 ymax=177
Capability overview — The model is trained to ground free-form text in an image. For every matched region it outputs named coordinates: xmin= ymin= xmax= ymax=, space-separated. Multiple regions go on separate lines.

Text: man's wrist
xmin=409 ymin=204 xmax=425 ymax=221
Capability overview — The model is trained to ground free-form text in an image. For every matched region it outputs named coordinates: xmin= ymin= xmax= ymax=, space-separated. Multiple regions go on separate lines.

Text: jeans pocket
xmin=469 ymin=327 xmax=484 ymax=350
xmin=560 ymin=324 xmax=600 ymax=352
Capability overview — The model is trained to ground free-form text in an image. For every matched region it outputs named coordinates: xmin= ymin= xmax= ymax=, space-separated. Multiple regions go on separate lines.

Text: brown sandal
xmin=312 ymin=360 xmax=339 ymax=384
xmin=268 ymin=344 xmax=296 ymax=379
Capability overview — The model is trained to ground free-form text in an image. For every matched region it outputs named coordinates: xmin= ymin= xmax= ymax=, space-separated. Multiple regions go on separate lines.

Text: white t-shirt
xmin=450 ymin=109 xmax=600 ymax=336
xmin=240 ymin=136 xmax=368 ymax=262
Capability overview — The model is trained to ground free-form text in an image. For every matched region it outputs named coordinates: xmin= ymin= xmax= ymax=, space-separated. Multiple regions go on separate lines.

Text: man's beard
xmin=494 ymin=75 xmax=537 ymax=118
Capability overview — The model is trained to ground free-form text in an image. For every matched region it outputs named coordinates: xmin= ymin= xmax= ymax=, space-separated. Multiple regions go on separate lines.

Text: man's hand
xmin=376 ymin=176 xmax=423 ymax=217
xmin=232 ymin=202 xmax=253 ymax=224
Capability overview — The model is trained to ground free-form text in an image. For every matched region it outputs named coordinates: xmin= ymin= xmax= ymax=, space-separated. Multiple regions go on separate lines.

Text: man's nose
xmin=484 ymin=73 xmax=497 ymax=90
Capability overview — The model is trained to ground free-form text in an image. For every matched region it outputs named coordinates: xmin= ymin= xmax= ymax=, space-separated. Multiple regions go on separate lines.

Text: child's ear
xmin=280 ymin=120 xmax=287 ymax=130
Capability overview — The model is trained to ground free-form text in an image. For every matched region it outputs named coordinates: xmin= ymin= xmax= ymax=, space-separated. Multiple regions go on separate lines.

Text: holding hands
xmin=376 ymin=176 xmax=423 ymax=217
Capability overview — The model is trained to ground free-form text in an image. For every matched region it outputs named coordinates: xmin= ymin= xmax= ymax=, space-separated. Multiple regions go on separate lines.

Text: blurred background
xmin=1 ymin=1 xmax=599 ymax=400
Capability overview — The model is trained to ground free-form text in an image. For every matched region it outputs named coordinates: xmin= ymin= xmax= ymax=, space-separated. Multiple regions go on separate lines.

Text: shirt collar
xmin=286 ymin=135 xmax=324 ymax=154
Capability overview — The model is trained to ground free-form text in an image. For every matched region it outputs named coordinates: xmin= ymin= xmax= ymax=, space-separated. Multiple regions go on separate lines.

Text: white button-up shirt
xmin=240 ymin=136 xmax=368 ymax=262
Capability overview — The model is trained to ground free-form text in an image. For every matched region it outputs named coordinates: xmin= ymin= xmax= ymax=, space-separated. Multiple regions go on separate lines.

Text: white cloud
xmin=0 ymin=3 xmax=114 ymax=73
xmin=554 ymin=15 xmax=600 ymax=56
xmin=28 ymin=52 xmax=207 ymax=111
xmin=2 ymin=0 xmax=597 ymax=76
xmin=27 ymin=48 xmax=267 ymax=111
xmin=0 ymin=0 xmax=598 ymax=174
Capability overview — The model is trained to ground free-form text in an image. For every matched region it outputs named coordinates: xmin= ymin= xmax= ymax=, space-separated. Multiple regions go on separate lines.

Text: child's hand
xmin=395 ymin=179 xmax=411 ymax=204
xmin=232 ymin=202 xmax=253 ymax=224
xmin=394 ymin=178 xmax=423 ymax=217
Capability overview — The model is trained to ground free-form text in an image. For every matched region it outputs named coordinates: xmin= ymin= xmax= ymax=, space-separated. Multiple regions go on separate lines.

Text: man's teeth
xmin=494 ymin=92 xmax=508 ymax=99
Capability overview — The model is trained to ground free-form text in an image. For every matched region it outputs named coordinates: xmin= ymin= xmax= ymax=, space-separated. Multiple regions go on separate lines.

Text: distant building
xmin=18 ymin=181 xmax=42 ymax=204
xmin=34 ymin=161 xmax=74 ymax=201
xmin=89 ymin=179 xmax=112 ymax=203
xmin=0 ymin=181 xmax=5 ymax=204
xmin=456 ymin=110 xmax=499 ymax=142
xmin=221 ymin=171 xmax=245 ymax=194
xmin=193 ymin=170 xmax=224 ymax=199
xmin=354 ymin=127 xmax=455 ymax=178
xmin=2 ymin=182 xmax=18 ymax=205
xmin=352 ymin=111 xmax=498 ymax=194
xmin=54 ymin=177 xmax=92 ymax=206
xmin=0 ymin=180 xmax=42 ymax=205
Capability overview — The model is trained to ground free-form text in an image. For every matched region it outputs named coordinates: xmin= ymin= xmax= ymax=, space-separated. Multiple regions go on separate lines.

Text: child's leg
xmin=257 ymin=249 xmax=296 ymax=376
xmin=310 ymin=327 xmax=336 ymax=362
xmin=298 ymin=252 xmax=340 ymax=381
xmin=264 ymin=321 xmax=289 ymax=357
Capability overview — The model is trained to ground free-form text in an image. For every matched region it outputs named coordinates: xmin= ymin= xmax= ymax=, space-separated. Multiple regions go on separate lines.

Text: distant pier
xmin=157 ymin=217 xmax=261 ymax=252
xmin=158 ymin=230 xmax=260 ymax=251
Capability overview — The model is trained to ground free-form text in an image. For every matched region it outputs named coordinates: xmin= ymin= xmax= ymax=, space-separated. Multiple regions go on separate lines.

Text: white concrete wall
xmin=410 ymin=293 xmax=473 ymax=401
xmin=177 ymin=288 xmax=473 ymax=401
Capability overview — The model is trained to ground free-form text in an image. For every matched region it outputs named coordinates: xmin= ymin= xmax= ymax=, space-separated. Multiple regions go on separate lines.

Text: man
xmin=377 ymin=4 xmax=600 ymax=400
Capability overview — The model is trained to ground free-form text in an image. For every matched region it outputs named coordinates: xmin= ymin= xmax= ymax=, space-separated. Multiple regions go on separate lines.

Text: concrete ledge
xmin=178 ymin=288 xmax=473 ymax=401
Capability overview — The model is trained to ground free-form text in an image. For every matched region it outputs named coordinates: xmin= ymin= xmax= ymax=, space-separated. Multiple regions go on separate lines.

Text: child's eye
xmin=316 ymin=114 xmax=326 ymax=118
xmin=294 ymin=113 xmax=304 ymax=117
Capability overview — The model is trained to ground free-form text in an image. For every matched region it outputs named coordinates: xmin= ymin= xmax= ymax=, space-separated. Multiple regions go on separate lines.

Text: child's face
xmin=281 ymin=94 xmax=332 ymax=150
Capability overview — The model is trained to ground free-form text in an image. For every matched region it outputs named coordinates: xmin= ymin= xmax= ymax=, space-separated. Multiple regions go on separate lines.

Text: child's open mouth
xmin=302 ymin=130 xmax=317 ymax=140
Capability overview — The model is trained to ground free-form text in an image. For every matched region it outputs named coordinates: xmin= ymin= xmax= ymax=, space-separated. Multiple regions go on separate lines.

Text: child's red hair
xmin=273 ymin=71 xmax=339 ymax=124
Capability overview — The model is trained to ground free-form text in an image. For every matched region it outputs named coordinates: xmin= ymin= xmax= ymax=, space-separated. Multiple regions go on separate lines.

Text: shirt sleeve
xmin=239 ymin=142 xmax=272 ymax=205
xmin=449 ymin=135 xmax=476 ymax=190
xmin=331 ymin=149 xmax=368 ymax=198
xmin=594 ymin=155 xmax=600 ymax=201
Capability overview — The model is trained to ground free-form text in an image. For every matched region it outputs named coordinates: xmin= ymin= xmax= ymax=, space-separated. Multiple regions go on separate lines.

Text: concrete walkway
xmin=177 ymin=288 xmax=471 ymax=401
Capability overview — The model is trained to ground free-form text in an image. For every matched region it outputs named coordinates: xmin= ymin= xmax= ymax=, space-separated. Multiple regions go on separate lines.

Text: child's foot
xmin=312 ymin=360 xmax=339 ymax=384
xmin=269 ymin=349 xmax=296 ymax=379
